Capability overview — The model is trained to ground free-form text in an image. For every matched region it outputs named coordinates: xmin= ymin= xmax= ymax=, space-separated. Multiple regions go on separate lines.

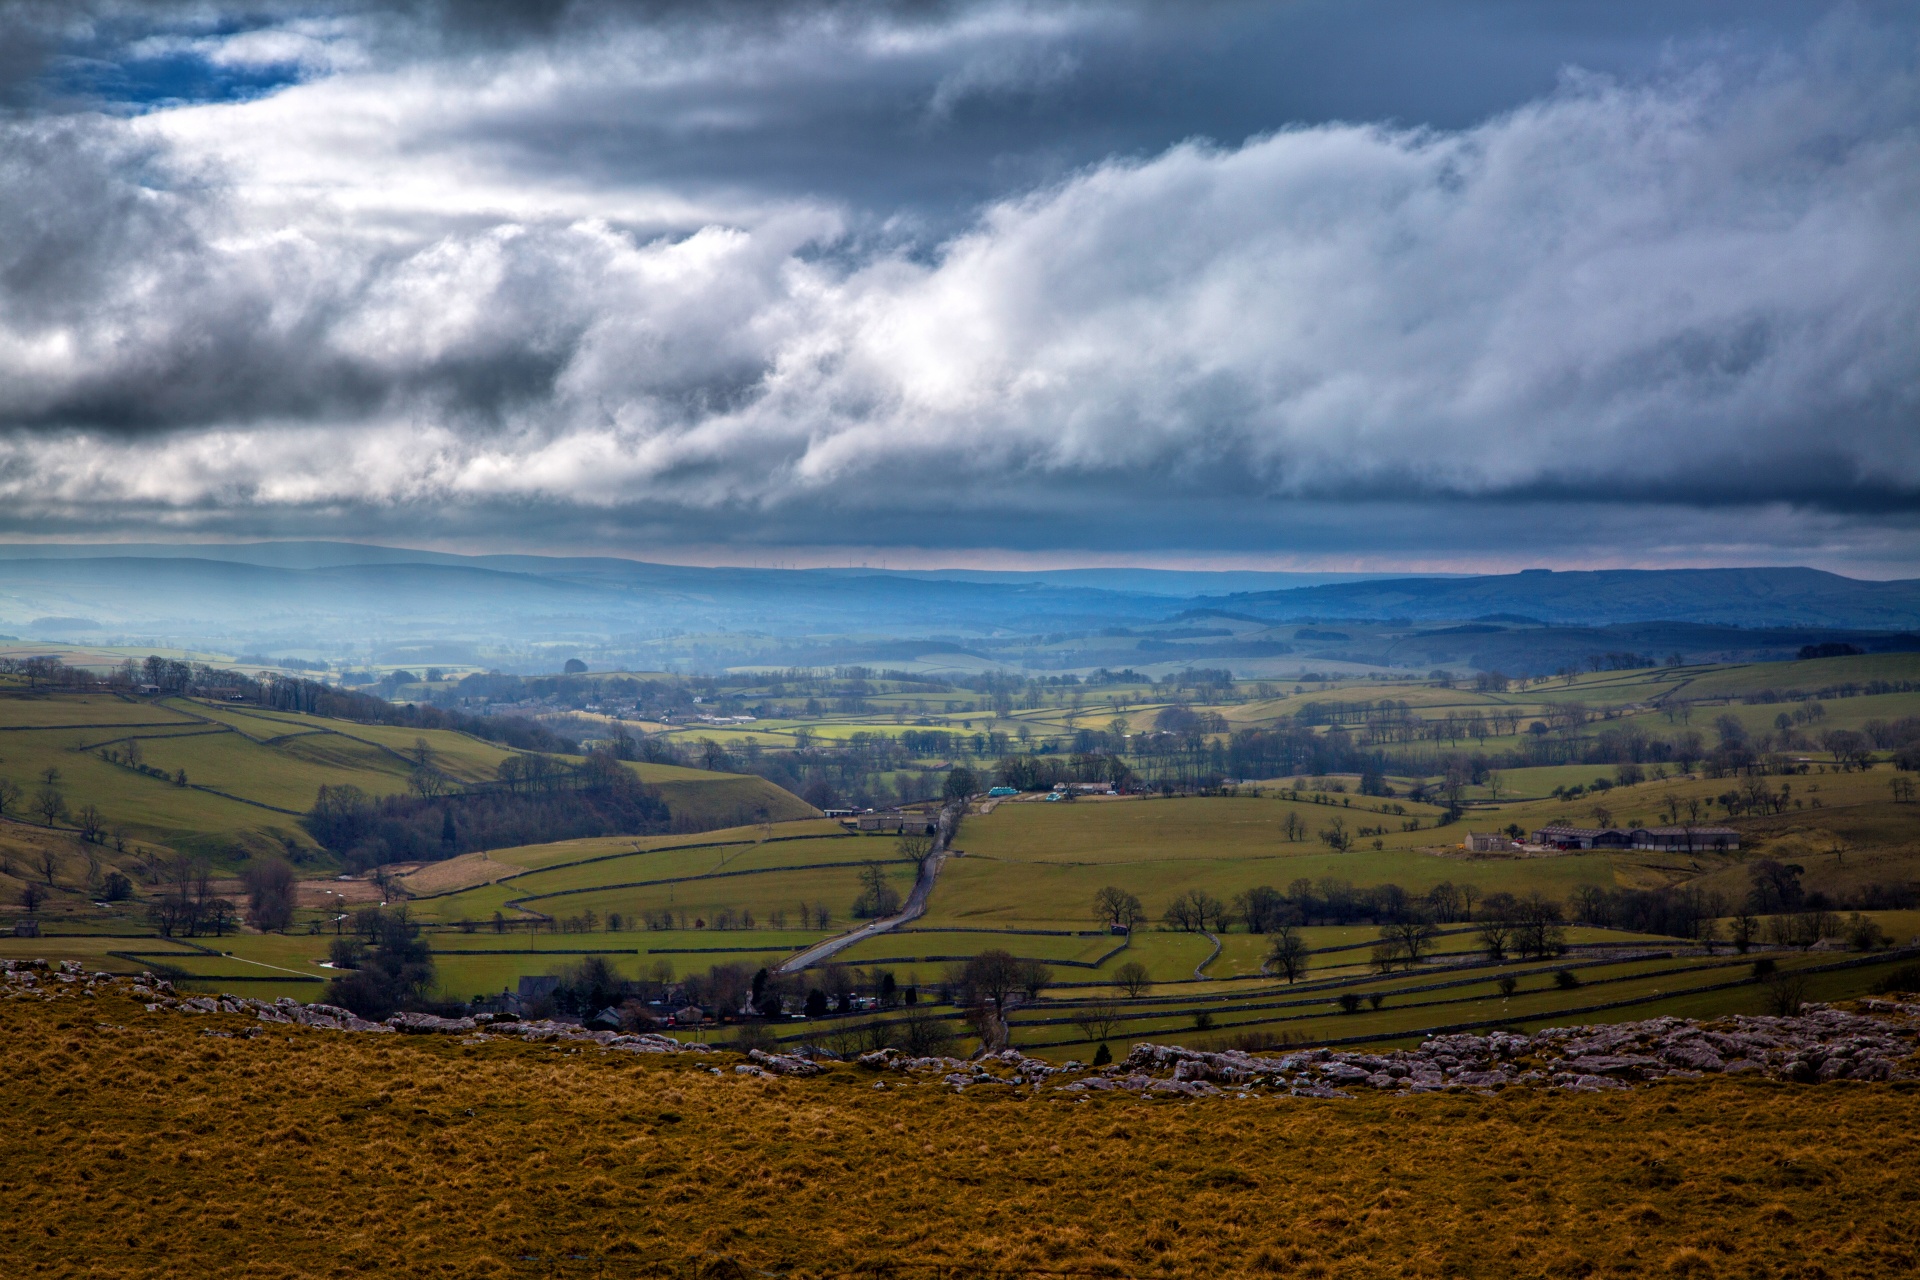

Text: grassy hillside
xmin=6 ymin=981 xmax=1920 ymax=1278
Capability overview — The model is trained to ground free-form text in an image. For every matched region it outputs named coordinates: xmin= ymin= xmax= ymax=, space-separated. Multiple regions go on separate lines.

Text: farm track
xmin=778 ymin=801 xmax=963 ymax=974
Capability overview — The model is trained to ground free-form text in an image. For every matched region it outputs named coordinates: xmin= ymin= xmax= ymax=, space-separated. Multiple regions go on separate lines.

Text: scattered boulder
xmin=11 ymin=961 xmax=1919 ymax=1102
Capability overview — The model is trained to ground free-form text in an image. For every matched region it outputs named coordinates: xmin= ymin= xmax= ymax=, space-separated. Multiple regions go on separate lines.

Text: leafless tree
xmin=1092 ymin=885 xmax=1145 ymax=931
xmin=31 ymin=787 xmax=66 ymax=828
xmin=1266 ymin=924 xmax=1310 ymax=984
xmin=896 ymin=832 xmax=934 ymax=870
xmin=1073 ymin=1000 xmax=1126 ymax=1044
xmin=1111 ymin=960 xmax=1152 ymax=998
xmin=1379 ymin=915 xmax=1440 ymax=970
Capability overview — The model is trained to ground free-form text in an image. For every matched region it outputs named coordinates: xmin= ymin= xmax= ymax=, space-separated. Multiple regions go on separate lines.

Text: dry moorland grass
xmin=6 ymin=982 xmax=1920 ymax=1279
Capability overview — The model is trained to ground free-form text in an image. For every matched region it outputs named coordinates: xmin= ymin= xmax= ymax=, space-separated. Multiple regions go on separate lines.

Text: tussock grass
xmin=6 ymin=984 xmax=1920 ymax=1278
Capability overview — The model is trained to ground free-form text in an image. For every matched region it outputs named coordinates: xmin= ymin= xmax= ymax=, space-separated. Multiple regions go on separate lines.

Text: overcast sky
xmin=1 ymin=0 xmax=1917 ymax=574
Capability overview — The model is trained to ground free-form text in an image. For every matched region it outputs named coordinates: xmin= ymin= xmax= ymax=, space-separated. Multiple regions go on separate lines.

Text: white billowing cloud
xmin=1 ymin=25 xmax=1918 ymax=548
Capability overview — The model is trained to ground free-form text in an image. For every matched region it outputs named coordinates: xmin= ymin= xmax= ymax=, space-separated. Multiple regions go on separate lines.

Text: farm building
xmin=1462 ymin=832 xmax=1515 ymax=852
xmin=1532 ymin=824 xmax=1739 ymax=852
xmin=854 ymin=811 xmax=938 ymax=834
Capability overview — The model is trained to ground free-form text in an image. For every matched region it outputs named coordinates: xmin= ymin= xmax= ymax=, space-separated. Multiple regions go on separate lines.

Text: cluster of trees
xmin=303 ymin=750 xmax=669 ymax=871
xmin=242 ymin=858 xmax=298 ymax=932
xmin=146 ymin=856 xmax=238 ymax=937
xmin=325 ymin=907 xmax=437 ymax=1018
xmin=518 ymin=955 xmax=956 ymax=1057
xmin=0 ymin=766 xmax=111 ymax=846
xmin=617 ymin=724 xmax=947 ymax=813
xmin=944 ymin=948 xmax=1053 ymax=1050
xmin=850 ymin=863 xmax=902 ymax=919
xmin=1117 ymin=877 xmax=1490 ymax=935
xmin=992 ymin=752 xmax=1135 ymax=792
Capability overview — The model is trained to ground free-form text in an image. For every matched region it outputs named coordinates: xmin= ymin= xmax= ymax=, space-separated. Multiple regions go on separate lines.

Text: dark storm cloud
xmin=0 ymin=0 xmax=1916 ymax=568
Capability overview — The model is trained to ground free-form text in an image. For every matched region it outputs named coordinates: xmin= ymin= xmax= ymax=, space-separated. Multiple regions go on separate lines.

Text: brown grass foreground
xmin=5 ymin=985 xmax=1920 ymax=1280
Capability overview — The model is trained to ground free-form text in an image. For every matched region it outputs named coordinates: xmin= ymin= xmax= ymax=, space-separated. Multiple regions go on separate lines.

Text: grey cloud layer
xmin=0 ymin=5 xmax=1917 ymax=562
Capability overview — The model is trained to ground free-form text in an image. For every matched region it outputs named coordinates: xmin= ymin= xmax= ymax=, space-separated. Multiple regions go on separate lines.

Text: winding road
xmin=776 ymin=800 xmax=964 ymax=974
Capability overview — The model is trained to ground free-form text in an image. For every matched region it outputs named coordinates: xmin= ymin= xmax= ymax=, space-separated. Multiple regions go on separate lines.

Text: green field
xmin=0 ymin=691 xmax=815 ymax=866
xmin=6 ymin=651 xmax=1920 ymax=1063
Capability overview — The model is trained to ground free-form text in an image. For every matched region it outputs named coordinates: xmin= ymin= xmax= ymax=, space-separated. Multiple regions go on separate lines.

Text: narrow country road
xmin=776 ymin=799 xmax=964 ymax=975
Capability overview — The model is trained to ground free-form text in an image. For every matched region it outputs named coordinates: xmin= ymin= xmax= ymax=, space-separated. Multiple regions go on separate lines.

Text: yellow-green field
xmin=0 ymin=691 xmax=815 ymax=866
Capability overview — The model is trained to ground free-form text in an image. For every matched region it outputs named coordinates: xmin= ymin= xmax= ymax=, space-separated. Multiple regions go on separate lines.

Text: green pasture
xmin=1006 ymin=948 xmax=1846 ymax=1058
xmin=521 ymin=860 xmax=920 ymax=933
xmin=963 ymin=795 xmax=1448 ymax=866
xmin=931 ymin=799 xmax=1622 ymax=930
xmin=832 ymin=929 xmax=1120 ymax=969
xmin=407 ymin=833 xmax=890 ymax=923
xmin=1672 ymin=652 xmax=1920 ymax=701
xmin=449 ymin=818 xmax=848 ymax=875
xmin=129 ymin=728 xmax=409 ymax=812
xmin=0 ymin=726 xmax=309 ymax=850
xmin=623 ymin=762 xmax=819 ymax=828
xmin=490 ymin=834 xmax=884 ymax=900
xmin=428 ymin=942 xmax=812 ymax=1002
xmin=0 ymin=695 xmax=205 ymax=729
xmin=0 ymin=933 xmax=205 ymax=973
xmin=0 ymin=691 xmax=818 ymax=870
xmin=1693 ymin=689 xmax=1920 ymax=742
xmin=183 ymin=926 xmax=834 ymax=1003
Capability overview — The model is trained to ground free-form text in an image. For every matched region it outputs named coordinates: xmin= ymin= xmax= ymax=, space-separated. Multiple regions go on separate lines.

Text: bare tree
xmin=1092 ymin=885 xmax=1145 ymax=931
xmin=896 ymin=832 xmax=934 ymax=870
xmin=74 ymin=804 xmax=105 ymax=844
xmin=0 ymin=777 xmax=20 ymax=819
xmin=1266 ymin=924 xmax=1310 ymax=984
xmin=1729 ymin=910 xmax=1759 ymax=954
xmin=1162 ymin=894 xmax=1199 ymax=932
xmin=31 ymin=787 xmax=66 ymax=828
xmin=898 ymin=1006 xmax=955 ymax=1057
xmin=34 ymin=843 xmax=59 ymax=886
xmin=1379 ymin=915 xmax=1440 ymax=970
xmin=1111 ymin=960 xmax=1152 ymax=998
xmin=1164 ymin=889 xmax=1228 ymax=932
xmin=954 ymin=949 xmax=1049 ymax=1049
xmin=1073 ymin=1000 xmax=1126 ymax=1045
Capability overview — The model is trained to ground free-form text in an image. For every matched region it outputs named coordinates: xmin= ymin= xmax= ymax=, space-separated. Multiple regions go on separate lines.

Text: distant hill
xmin=0 ymin=545 xmax=1915 ymax=670
xmin=1209 ymin=568 xmax=1920 ymax=630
